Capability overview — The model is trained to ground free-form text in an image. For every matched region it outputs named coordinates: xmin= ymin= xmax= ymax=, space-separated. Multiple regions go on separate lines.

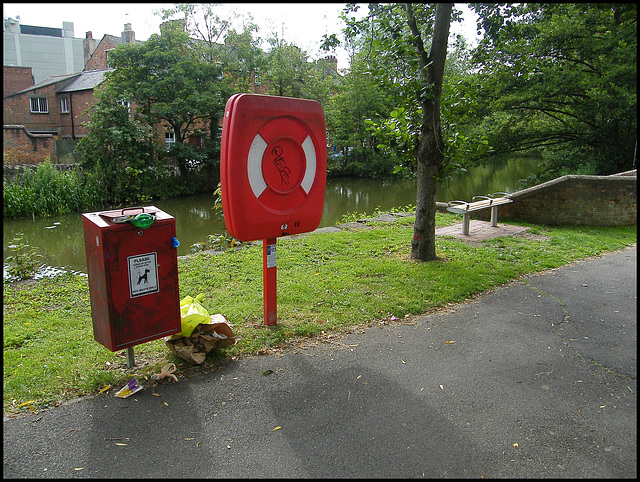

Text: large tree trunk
xmin=411 ymin=131 xmax=441 ymax=260
xmin=408 ymin=3 xmax=452 ymax=261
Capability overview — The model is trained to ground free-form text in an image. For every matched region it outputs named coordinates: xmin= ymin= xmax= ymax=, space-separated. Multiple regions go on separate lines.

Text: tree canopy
xmin=468 ymin=3 xmax=637 ymax=177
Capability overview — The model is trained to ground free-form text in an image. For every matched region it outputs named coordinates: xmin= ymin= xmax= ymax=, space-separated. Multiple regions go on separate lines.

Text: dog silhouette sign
xmin=128 ymin=253 xmax=159 ymax=297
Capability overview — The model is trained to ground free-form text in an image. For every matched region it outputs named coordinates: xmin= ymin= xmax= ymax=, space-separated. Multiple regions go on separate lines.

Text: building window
xmin=165 ymin=132 xmax=175 ymax=151
xmin=30 ymin=97 xmax=48 ymax=113
xmin=60 ymin=97 xmax=69 ymax=113
xmin=105 ymin=49 xmax=114 ymax=67
xmin=118 ymin=99 xmax=131 ymax=114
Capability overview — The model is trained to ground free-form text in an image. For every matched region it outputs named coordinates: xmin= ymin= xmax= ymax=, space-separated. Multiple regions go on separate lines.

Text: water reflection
xmin=3 ymin=156 xmax=543 ymax=278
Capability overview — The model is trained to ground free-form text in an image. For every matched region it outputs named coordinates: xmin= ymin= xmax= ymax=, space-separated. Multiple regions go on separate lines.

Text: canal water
xmin=3 ymin=156 xmax=543 ymax=278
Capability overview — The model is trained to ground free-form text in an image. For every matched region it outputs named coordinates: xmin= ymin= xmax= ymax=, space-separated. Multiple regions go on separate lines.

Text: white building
xmin=3 ymin=17 xmax=87 ymax=84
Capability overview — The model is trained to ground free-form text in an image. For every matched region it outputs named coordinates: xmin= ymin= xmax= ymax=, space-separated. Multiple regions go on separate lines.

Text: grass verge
xmin=3 ymin=212 xmax=636 ymax=414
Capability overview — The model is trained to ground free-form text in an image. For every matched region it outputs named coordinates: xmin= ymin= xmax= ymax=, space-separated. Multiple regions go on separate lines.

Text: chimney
xmin=121 ymin=23 xmax=135 ymax=43
xmin=324 ymin=55 xmax=338 ymax=73
xmin=83 ymin=31 xmax=97 ymax=67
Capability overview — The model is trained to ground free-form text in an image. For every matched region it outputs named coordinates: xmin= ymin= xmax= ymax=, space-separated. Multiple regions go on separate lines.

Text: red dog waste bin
xmin=82 ymin=206 xmax=181 ymax=351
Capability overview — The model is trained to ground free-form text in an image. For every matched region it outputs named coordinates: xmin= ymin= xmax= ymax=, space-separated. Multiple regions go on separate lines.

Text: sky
xmin=3 ymin=3 xmax=480 ymax=71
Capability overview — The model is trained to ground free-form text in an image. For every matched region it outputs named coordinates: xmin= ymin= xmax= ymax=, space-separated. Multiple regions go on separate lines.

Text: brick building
xmin=3 ymin=22 xmax=139 ymax=164
xmin=83 ymin=23 xmax=142 ymax=71
xmin=3 ymin=65 xmax=34 ymax=98
xmin=4 ymin=69 xmax=111 ymax=138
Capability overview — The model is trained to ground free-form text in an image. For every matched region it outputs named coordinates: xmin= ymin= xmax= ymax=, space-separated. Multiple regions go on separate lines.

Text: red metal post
xmin=263 ymin=238 xmax=277 ymax=325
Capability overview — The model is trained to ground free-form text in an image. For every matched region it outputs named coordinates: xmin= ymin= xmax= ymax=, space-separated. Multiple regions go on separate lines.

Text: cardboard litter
xmin=165 ymin=314 xmax=238 ymax=364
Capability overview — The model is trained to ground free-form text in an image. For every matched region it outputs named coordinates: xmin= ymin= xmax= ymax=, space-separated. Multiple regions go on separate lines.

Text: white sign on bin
xmin=128 ymin=252 xmax=159 ymax=298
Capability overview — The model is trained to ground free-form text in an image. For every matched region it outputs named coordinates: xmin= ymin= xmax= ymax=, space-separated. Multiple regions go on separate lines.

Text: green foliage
xmin=2 ymin=159 xmax=102 ymax=218
xmin=159 ymin=3 xmax=265 ymax=95
xmin=4 ymin=233 xmax=42 ymax=281
xmin=364 ymin=107 xmax=420 ymax=177
xmin=333 ymin=4 xmax=486 ymax=183
xmin=261 ymin=38 xmax=336 ymax=105
xmin=324 ymin=53 xmax=396 ymax=177
xmin=469 ymin=3 xmax=637 ymax=176
xmin=76 ymin=72 xmax=159 ymax=206
xmin=263 ymin=40 xmax=313 ymax=98
xmin=76 ymin=15 xmax=231 ymax=204
xmin=104 ymin=23 xmax=225 ymax=178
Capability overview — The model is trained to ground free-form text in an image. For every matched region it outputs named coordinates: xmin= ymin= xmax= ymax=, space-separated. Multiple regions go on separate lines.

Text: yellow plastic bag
xmin=178 ymin=293 xmax=209 ymax=338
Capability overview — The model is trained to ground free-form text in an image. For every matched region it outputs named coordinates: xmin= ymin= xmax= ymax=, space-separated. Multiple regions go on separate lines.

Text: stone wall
xmin=472 ymin=172 xmax=637 ymax=227
xmin=3 ymin=163 xmax=78 ymax=182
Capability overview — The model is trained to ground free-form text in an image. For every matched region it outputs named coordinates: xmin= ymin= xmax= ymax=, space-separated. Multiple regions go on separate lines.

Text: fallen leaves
xmin=17 ymin=400 xmax=38 ymax=413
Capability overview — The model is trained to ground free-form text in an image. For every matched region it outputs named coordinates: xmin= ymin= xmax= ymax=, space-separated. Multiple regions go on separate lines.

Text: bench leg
xmin=490 ymin=206 xmax=498 ymax=227
xmin=462 ymin=213 xmax=470 ymax=235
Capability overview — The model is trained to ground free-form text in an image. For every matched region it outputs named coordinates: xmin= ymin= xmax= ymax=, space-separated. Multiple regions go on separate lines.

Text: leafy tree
xmin=335 ymin=3 xmax=456 ymax=261
xmin=469 ymin=3 xmax=637 ymax=177
xmin=324 ymin=53 xmax=395 ymax=177
xmin=158 ymin=4 xmax=265 ymax=95
xmin=77 ymin=83 xmax=156 ymax=205
xmin=105 ymin=22 xmax=224 ymax=178
xmin=262 ymin=38 xmax=313 ymax=98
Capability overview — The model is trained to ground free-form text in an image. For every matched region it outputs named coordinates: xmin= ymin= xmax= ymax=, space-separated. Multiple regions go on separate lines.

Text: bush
xmin=4 ymin=233 xmax=42 ymax=281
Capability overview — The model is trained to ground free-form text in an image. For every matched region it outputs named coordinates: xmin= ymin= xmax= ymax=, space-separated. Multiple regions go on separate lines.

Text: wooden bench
xmin=446 ymin=192 xmax=513 ymax=235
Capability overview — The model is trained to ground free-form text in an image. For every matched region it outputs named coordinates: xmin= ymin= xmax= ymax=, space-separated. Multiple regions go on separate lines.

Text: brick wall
xmin=84 ymin=36 xmax=117 ymax=70
xmin=4 ymin=80 xmax=99 ymax=141
xmin=3 ymin=125 xmax=56 ymax=165
xmin=3 ymin=66 xmax=34 ymax=97
xmin=3 ymin=83 xmax=61 ymax=132
xmin=58 ymin=89 xmax=97 ymax=138
xmin=472 ymin=173 xmax=637 ymax=227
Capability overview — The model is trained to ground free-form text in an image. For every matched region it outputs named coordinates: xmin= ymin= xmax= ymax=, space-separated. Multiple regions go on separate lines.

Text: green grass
xmin=3 ymin=213 xmax=636 ymax=414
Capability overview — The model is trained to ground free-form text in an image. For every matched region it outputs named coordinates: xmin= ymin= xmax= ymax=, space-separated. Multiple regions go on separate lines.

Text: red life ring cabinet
xmin=220 ymin=94 xmax=327 ymax=242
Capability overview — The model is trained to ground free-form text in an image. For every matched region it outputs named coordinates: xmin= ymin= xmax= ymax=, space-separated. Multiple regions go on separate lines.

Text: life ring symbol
xmin=247 ymin=119 xmax=318 ymax=208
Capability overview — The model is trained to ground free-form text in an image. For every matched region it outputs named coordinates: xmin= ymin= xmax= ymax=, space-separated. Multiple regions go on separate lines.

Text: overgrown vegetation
xmin=3 ymin=159 xmax=105 ymax=218
xmin=3 ymin=213 xmax=636 ymax=414
xmin=4 ymin=233 xmax=42 ymax=281
xmin=466 ymin=3 xmax=637 ymax=180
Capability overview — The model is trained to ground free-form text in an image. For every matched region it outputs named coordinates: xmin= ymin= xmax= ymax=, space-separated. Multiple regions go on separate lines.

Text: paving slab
xmin=436 ymin=220 xmax=530 ymax=242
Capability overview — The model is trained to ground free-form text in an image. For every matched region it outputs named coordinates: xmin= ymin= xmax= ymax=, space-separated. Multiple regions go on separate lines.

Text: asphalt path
xmin=3 ymin=245 xmax=636 ymax=478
